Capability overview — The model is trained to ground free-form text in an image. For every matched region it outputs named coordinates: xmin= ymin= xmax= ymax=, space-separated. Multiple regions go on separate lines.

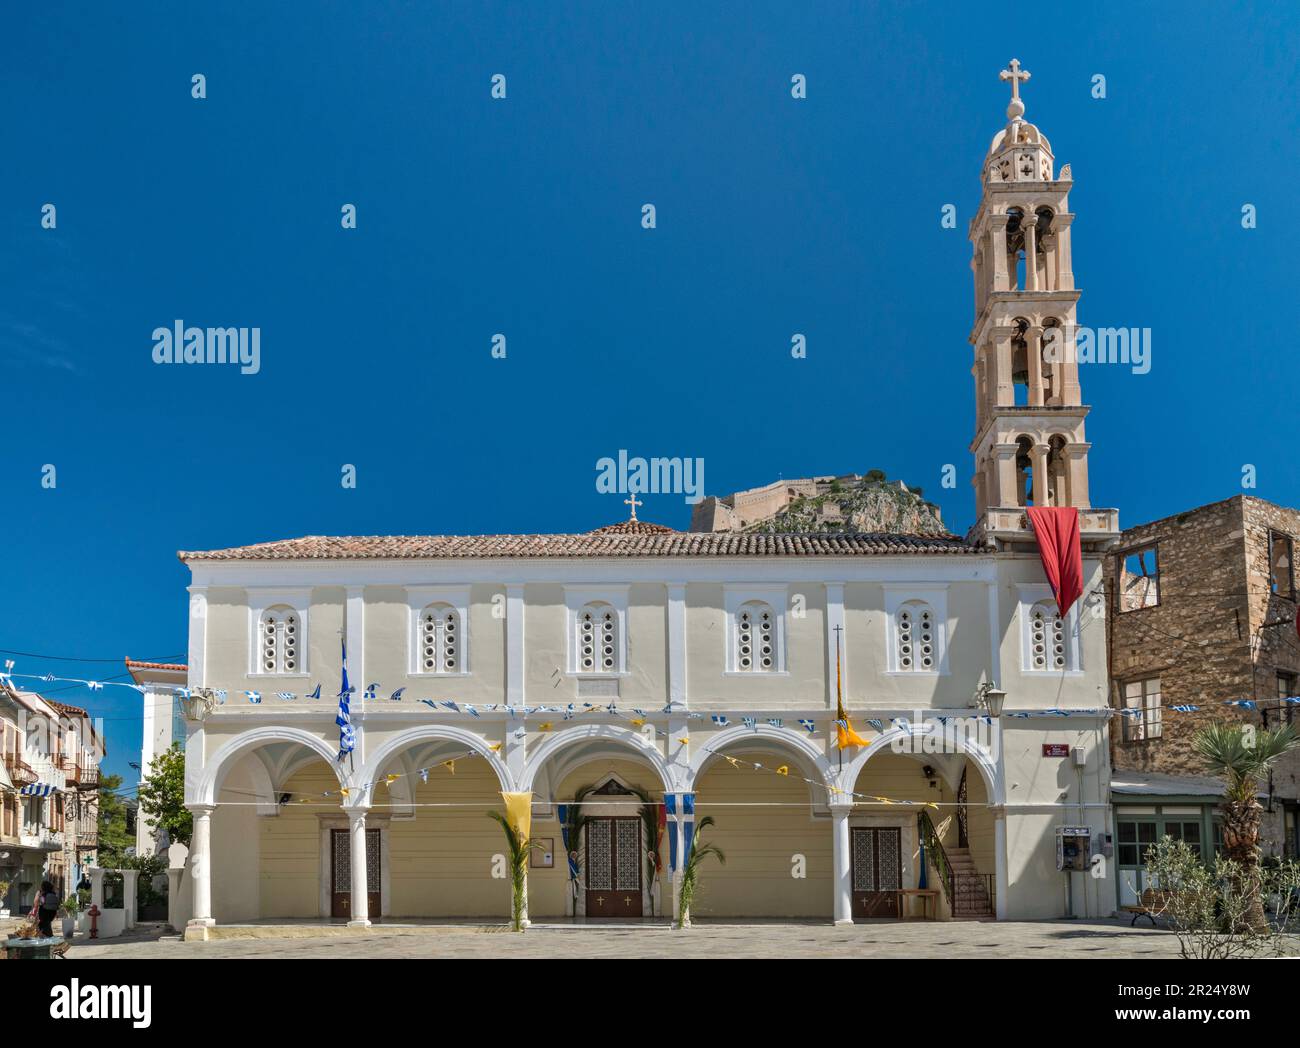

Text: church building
xmin=175 ymin=62 xmax=1121 ymax=937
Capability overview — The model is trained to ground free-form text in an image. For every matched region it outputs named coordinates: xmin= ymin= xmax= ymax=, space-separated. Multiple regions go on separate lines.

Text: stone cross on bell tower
xmin=964 ymin=62 xmax=1118 ymax=549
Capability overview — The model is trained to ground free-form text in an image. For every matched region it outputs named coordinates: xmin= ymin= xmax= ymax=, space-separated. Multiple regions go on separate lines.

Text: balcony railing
xmin=2 ymin=754 xmax=36 ymax=785
xmin=67 ymin=764 xmax=99 ymax=787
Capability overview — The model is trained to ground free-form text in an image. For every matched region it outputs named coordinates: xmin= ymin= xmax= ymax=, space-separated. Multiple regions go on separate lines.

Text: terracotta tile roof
xmin=587 ymin=519 xmax=681 ymax=536
xmin=123 ymin=659 xmax=189 ymax=672
xmin=45 ymin=699 xmax=89 ymax=717
xmin=178 ymin=529 xmax=985 ymax=562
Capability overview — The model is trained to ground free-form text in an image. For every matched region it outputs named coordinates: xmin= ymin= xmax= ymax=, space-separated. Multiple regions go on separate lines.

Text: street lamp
xmin=973 ymin=679 xmax=1006 ymax=718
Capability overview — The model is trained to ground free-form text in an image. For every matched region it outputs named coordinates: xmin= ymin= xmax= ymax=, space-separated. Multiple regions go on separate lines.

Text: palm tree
xmin=1193 ymin=722 xmax=1299 ymax=929
xmin=677 ymin=815 xmax=725 ymax=928
xmin=487 ymin=810 xmax=541 ymax=931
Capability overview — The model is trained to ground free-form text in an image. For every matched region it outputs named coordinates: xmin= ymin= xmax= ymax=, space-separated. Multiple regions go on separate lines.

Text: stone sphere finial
xmin=1006 ymin=97 xmax=1025 ymax=120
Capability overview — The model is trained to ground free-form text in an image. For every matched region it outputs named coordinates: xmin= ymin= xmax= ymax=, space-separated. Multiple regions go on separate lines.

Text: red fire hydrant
xmin=88 ymin=904 xmax=100 ymax=940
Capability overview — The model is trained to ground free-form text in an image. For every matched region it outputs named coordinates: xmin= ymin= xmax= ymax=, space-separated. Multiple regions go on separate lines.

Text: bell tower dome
xmin=967 ymin=60 xmax=1119 ymax=550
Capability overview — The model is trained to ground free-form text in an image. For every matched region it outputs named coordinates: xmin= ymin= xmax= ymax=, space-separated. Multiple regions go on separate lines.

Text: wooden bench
xmin=1121 ymin=889 xmax=1173 ymax=927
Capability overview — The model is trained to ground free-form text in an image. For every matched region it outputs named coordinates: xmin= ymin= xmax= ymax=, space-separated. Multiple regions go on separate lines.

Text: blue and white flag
xmin=711 ymin=715 xmax=729 ymax=727
xmin=607 ymin=702 xmax=619 ymax=715
xmin=419 ymin=699 xmax=438 ymax=710
xmin=564 ymin=704 xmax=576 ymax=721
xmin=1170 ymin=704 xmax=1199 ymax=713
xmin=20 ymin=783 xmax=56 ymax=797
xmin=742 ymin=717 xmax=756 ymax=729
xmin=336 ymin=641 xmax=355 ymax=760
xmin=245 ymin=691 xmax=262 ymax=704
xmin=1227 ymin=700 xmax=1257 ymax=710
xmin=766 ymin=718 xmax=783 ymax=728
xmin=173 ymin=686 xmax=191 ymax=699
xmin=1283 ymin=696 xmax=1300 ymax=705
xmin=276 ymin=691 xmax=296 ymax=702
xmin=306 ymin=684 xmax=321 ymax=700
xmin=214 ymin=690 xmax=227 ymax=704
xmin=364 ymin=683 xmax=380 ymax=701
xmin=867 ymin=719 xmax=885 ymax=732
xmin=798 ymin=719 xmax=816 ymax=732
xmin=465 ymin=705 xmax=480 ymax=718
xmin=86 ymin=681 xmax=103 ymax=692
xmin=390 ymin=688 xmax=405 ymax=702
xmin=442 ymin=701 xmax=461 ymax=713
xmin=419 ymin=768 xmax=429 ymax=784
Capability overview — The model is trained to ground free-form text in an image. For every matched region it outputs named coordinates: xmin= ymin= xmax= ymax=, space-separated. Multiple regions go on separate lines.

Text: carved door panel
xmin=585 ymin=816 xmax=642 ymax=917
xmin=851 ymin=827 xmax=902 ymax=918
xmin=330 ymin=827 xmax=381 ymax=920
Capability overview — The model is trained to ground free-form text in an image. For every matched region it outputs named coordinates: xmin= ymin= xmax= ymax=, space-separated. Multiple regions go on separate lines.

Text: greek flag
xmin=364 ymin=683 xmax=380 ymax=701
xmin=419 ymin=699 xmax=438 ymax=710
xmin=564 ymin=704 xmax=576 ymax=720
xmin=1228 ymin=700 xmax=1257 ymax=710
xmin=868 ymin=719 xmax=885 ymax=732
xmin=214 ymin=690 xmax=227 ymax=704
xmin=1170 ymin=704 xmax=1199 ymax=713
xmin=419 ymin=768 xmax=429 ymax=783
xmin=244 ymin=691 xmax=262 ymax=704
xmin=465 ymin=705 xmax=480 ymax=718
xmin=20 ymin=783 xmax=56 ymax=797
xmin=336 ymin=640 xmax=355 ymax=760
xmin=606 ymin=702 xmax=619 ymax=715
xmin=276 ymin=691 xmax=296 ymax=702
xmin=442 ymin=701 xmax=461 ymax=713
xmin=86 ymin=681 xmax=103 ymax=691
xmin=1283 ymin=696 xmax=1300 ymax=705
xmin=742 ymin=717 xmax=756 ymax=728
xmin=711 ymin=715 xmax=729 ymax=726
xmin=306 ymin=684 xmax=321 ymax=700
xmin=390 ymin=688 xmax=406 ymax=702
xmin=766 ymin=718 xmax=783 ymax=728
xmin=798 ymin=719 xmax=816 ymax=732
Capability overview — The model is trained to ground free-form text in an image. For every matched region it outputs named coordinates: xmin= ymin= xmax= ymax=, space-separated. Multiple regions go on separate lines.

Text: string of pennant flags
xmin=4 ymin=664 xmax=1299 ymax=723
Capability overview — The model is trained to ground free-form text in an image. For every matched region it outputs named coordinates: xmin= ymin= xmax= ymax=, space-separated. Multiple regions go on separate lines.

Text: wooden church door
xmin=851 ymin=826 xmax=902 ymax=918
xmin=585 ymin=816 xmax=643 ymax=917
xmin=330 ymin=827 xmax=381 ymax=920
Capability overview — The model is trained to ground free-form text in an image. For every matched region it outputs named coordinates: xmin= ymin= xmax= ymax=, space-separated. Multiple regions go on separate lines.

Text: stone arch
xmin=360 ymin=724 xmax=513 ymax=806
xmin=194 ymin=726 xmax=344 ymax=808
xmin=686 ymin=724 xmax=835 ymax=795
xmin=519 ymin=723 xmax=674 ymax=794
xmin=838 ymin=722 xmax=1002 ymax=804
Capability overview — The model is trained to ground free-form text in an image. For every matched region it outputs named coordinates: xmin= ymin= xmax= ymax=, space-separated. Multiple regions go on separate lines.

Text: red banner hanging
xmin=1026 ymin=506 xmax=1084 ymax=617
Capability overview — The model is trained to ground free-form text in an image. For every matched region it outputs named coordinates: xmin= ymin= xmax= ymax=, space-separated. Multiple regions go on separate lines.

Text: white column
xmin=831 ymin=805 xmax=853 ymax=925
xmin=121 ymin=869 xmax=139 ymax=930
xmin=184 ymin=804 xmax=215 ymax=940
xmin=1023 ymin=215 xmax=1039 ymax=291
xmin=88 ymin=866 xmax=105 ymax=911
xmin=993 ymin=806 xmax=1009 ymax=920
xmin=347 ymin=808 xmax=370 ymax=927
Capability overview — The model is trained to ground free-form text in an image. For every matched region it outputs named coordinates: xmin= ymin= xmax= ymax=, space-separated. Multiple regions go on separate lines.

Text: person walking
xmin=35 ymin=880 xmax=58 ymax=938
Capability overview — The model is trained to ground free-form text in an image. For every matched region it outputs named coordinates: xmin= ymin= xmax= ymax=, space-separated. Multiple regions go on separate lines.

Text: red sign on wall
xmin=1042 ymin=743 xmax=1070 ymax=757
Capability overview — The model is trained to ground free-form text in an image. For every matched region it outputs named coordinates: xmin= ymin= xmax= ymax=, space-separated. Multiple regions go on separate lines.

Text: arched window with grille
xmin=1027 ymin=600 xmax=1067 ymax=671
xmin=259 ymin=605 xmax=301 ymax=674
xmin=577 ymin=601 xmax=620 ymax=673
xmin=894 ymin=600 xmax=938 ymax=672
xmin=734 ymin=601 xmax=776 ymax=672
xmin=418 ymin=603 xmax=460 ymax=673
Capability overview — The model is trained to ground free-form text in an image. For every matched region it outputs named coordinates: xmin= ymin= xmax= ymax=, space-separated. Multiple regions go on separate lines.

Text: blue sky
xmin=2 ymin=1 xmax=1297 ymax=784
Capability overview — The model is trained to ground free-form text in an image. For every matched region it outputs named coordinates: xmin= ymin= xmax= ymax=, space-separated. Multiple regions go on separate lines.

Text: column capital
xmin=186 ymin=803 xmax=215 ymax=817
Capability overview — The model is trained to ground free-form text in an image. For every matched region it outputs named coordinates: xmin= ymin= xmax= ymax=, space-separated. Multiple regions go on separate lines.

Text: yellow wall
xmin=258 ymin=763 xmax=341 ymax=919
xmin=690 ymin=756 xmax=831 ymax=918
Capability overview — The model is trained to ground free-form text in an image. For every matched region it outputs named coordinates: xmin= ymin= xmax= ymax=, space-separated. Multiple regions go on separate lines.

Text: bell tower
xmin=968 ymin=60 xmax=1118 ymax=549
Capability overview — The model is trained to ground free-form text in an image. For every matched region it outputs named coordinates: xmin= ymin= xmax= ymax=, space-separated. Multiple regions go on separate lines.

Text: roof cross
xmin=1000 ymin=58 xmax=1030 ymax=104
xmin=624 ymin=493 xmax=642 ymax=521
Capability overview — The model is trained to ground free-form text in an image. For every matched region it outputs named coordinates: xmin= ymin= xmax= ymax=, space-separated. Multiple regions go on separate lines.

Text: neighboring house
xmin=1104 ymin=494 xmax=1300 ymax=906
xmin=172 ymin=65 xmax=1124 ymax=940
xmin=0 ymin=682 xmax=71 ymax=910
xmin=45 ymin=699 xmax=104 ymax=890
xmin=126 ymin=658 xmax=189 ymax=855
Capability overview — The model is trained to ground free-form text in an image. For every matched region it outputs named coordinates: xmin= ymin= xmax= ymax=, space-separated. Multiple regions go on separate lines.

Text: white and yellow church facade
xmin=175 ymin=62 xmax=1123 ymax=937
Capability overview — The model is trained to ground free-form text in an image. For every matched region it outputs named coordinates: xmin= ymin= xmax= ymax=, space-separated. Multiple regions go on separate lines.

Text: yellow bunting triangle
xmin=724 ymin=755 xmax=741 ymax=768
xmin=538 ymin=722 xmax=553 ymax=731
xmin=630 ymin=719 xmax=645 ymax=727
xmin=339 ymin=788 xmax=351 ymax=798
xmin=385 ymin=774 xmax=399 ymax=785
xmin=677 ymin=737 xmax=690 ymax=745
xmin=488 ymin=743 xmax=503 ymax=752
xmin=444 ymin=761 xmax=456 ymax=775
xmin=775 ymin=765 xmax=789 ymax=776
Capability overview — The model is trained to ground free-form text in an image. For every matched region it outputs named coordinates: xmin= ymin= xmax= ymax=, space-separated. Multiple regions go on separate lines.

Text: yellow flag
xmin=776 ymin=765 xmax=789 ymax=776
xmin=444 ymin=760 xmax=455 ymax=775
xmin=488 ymin=742 xmax=503 ymax=752
xmin=385 ymin=774 xmax=399 ymax=785
xmin=339 ymin=787 xmax=351 ymax=798
xmin=538 ymin=722 xmax=553 ymax=731
xmin=630 ymin=719 xmax=645 ymax=728
xmin=501 ymin=791 xmax=533 ymax=842
xmin=832 ymin=627 xmax=870 ymax=749
xmin=724 ymin=755 xmax=741 ymax=768
xmin=677 ymin=737 xmax=690 ymax=745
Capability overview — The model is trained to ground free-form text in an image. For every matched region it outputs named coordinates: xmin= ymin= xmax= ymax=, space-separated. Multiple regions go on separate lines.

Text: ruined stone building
xmin=1104 ymin=495 xmax=1300 ymax=903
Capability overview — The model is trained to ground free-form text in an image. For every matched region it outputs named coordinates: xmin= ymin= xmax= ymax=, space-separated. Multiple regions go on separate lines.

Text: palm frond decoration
xmin=624 ymin=783 xmax=665 ymax=917
xmin=677 ymin=814 xmax=725 ymax=928
xmin=487 ymin=810 xmax=543 ymax=931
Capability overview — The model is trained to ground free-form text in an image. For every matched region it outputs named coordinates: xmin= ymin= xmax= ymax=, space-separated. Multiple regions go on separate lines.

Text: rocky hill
xmin=741 ymin=475 xmax=948 ymax=536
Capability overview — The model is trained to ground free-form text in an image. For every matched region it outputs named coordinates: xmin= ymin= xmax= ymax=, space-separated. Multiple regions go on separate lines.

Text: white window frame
xmin=247 ymin=589 xmax=311 ymax=677
xmin=883 ymin=585 xmax=949 ymax=676
xmin=407 ymin=586 xmax=471 ymax=677
xmin=723 ymin=586 xmax=788 ymax=675
xmin=1017 ymin=584 xmax=1081 ymax=674
xmin=565 ymin=586 xmax=629 ymax=676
